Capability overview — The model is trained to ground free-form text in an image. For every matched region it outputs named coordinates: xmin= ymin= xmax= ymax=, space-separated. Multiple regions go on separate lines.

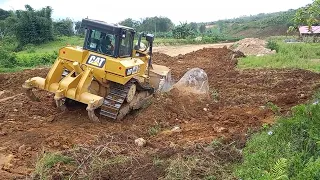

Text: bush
xmin=17 ymin=52 xmax=57 ymax=67
xmin=0 ymin=49 xmax=18 ymax=68
xmin=202 ymin=36 xmax=219 ymax=43
xmin=267 ymin=40 xmax=279 ymax=52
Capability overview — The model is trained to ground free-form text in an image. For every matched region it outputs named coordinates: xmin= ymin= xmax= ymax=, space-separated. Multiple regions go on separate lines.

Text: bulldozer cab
xmin=82 ymin=19 xmax=135 ymax=58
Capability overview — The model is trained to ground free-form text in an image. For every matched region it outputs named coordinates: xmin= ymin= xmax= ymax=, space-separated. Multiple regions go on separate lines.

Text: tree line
xmin=0 ymin=5 xmax=209 ymax=47
xmin=1 ymin=2 xmax=317 ymax=48
xmin=118 ymin=17 xmax=207 ymax=38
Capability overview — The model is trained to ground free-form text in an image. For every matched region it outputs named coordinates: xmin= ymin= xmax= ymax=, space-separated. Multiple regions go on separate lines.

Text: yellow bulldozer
xmin=23 ymin=18 xmax=171 ymax=121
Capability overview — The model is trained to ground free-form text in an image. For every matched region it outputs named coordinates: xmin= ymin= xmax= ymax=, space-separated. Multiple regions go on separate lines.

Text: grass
xmin=238 ymin=42 xmax=320 ymax=72
xmin=0 ymin=66 xmax=30 ymax=73
xmin=236 ymin=38 xmax=320 ymax=178
xmin=148 ymin=123 xmax=161 ymax=136
xmin=236 ymin=92 xmax=320 ymax=180
xmin=162 ymin=142 xmax=241 ymax=180
xmin=18 ymin=36 xmax=84 ymax=55
xmin=34 ymin=152 xmax=74 ymax=180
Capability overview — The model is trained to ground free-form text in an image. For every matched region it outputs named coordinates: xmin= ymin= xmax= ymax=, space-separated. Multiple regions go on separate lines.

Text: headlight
xmin=126 ymin=65 xmax=140 ymax=76
xmin=132 ymin=65 xmax=139 ymax=74
xmin=126 ymin=68 xmax=133 ymax=76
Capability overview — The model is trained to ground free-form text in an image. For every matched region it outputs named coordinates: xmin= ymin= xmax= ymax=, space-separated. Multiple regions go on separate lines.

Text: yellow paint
xmin=23 ymin=45 xmax=152 ymax=107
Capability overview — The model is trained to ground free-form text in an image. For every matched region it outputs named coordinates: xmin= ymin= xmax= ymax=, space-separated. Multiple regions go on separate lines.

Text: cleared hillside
xmin=205 ymin=9 xmax=297 ymax=38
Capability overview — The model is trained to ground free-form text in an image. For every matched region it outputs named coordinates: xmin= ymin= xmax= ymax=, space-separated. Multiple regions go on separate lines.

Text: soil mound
xmin=231 ymin=38 xmax=276 ymax=56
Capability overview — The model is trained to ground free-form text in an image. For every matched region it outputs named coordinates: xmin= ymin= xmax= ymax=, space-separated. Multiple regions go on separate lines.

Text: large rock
xmin=135 ymin=138 xmax=147 ymax=147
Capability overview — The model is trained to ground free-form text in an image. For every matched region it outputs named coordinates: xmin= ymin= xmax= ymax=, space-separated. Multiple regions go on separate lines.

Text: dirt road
xmin=153 ymin=43 xmax=233 ymax=56
xmin=0 ymin=45 xmax=320 ymax=179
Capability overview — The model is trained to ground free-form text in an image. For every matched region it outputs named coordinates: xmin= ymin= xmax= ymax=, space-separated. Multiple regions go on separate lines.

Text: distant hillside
xmin=205 ymin=9 xmax=297 ymax=38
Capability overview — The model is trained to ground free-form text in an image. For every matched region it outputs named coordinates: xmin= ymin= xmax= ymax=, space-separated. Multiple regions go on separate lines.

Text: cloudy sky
xmin=0 ymin=0 xmax=313 ymax=24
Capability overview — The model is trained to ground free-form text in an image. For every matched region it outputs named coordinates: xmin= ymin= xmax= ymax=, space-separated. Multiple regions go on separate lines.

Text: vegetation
xmin=236 ymin=93 xmax=320 ymax=179
xmin=0 ymin=4 xmax=241 ymax=73
xmin=172 ymin=22 xmax=195 ymax=39
xmin=0 ymin=36 xmax=83 ymax=72
xmin=119 ymin=16 xmax=174 ymax=33
xmin=206 ymin=10 xmax=297 ymax=37
xmin=292 ymin=0 xmax=320 ymax=29
xmin=239 ymin=40 xmax=320 ymax=72
xmin=53 ymin=18 xmax=74 ymax=37
xmin=15 ymin=5 xmax=54 ymax=46
xmin=34 ymin=152 xmax=74 ymax=179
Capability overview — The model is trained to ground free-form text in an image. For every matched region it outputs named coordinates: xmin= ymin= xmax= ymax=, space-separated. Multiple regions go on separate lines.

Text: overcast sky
xmin=0 ymin=0 xmax=313 ymax=24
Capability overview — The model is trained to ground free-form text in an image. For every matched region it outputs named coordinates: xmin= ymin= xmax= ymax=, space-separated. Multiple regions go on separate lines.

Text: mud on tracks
xmin=0 ymin=47 xmax=320 ymax=179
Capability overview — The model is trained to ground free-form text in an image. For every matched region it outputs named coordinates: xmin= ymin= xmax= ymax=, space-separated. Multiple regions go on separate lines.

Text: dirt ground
xmin=153 ymin=43 xmax=233 ymax=56
xmin=1 ymin=46 xmax=320 ymax=179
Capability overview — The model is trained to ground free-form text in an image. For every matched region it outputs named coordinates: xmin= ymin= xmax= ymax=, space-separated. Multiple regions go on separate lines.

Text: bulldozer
xmin=22 ymin=18 xmax=171 ymax=121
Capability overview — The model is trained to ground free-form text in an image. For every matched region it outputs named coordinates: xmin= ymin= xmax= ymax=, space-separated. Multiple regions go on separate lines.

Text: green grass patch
xmin=0 ymin=66 xmax=32 ymax=73
xmin=238 ymin=42 xmax=320 ymax=72
xmin=34 ymin=152 xmax=74 ymax=180
xmin=236 ymin=93 xmax=320 ymax=179
xmin=0 ymin=36 xmax=83 ymax=72
xmin=18 ymin=36 xmax=84 ymax=54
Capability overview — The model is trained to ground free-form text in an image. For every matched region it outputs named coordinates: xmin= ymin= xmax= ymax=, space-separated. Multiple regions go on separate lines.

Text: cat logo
xmin=86 ymin=55 xmax=106 ymax=68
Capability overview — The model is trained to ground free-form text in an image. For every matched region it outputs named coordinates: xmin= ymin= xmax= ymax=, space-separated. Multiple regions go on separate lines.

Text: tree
xmin=216 ymin=20 xmax=226 ymax=33
xmin=199 ymin=24 xmax=206 ymax=33
xmin=118 ymin=17 xmax=174 ymax=33
xmin=53 ymin=18 xmax=74 ymax=36
xmin=0 ymin=9 xmax=11 ymax=20
xmin=189 ymin=22 xmax=198 ymax=32
xmin=75 ymin=21 xmax=85 ymax=36
xmin=119 ymin=18 xmax=140 ymax=28
xmin=15 ymin=5 xmax=54 ymax=45
xmin=0 ymin=15 xmax=17 ymax=39
xmin=172 ymin=22 xmax=194 ymax=39
xmin=139 ymin=16 xmax=174 ymax=32
xmin=290 ymin=0 xmax=320 ymax=30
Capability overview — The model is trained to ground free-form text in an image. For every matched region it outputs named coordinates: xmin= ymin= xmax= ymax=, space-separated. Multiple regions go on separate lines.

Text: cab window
xmin=119 ymin=31 xmax=133 ymax=57
xmin=85 ymin=29 xmax=115 ymax=56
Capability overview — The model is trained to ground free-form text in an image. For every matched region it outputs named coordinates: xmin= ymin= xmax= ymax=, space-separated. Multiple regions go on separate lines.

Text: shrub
xmin=267 ymin=40 xmax=279 ymax=52
xmin=17 ymin=52 xmax=57 ymax=67
xmin=0 ymin=48 xmax=18 ymax=68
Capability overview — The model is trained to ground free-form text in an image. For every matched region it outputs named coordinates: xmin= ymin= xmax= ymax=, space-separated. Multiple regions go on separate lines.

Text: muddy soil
xmin=0 ymin=47 xmax=320 ymax=179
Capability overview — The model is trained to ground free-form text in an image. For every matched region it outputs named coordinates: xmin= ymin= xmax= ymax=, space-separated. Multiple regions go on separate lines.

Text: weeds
xmin=211 ymin=89 xmax=219 ymax=102
xmin=236 ymin=94 xmax=320 ymax=179
xmin=211 ymin=137 xmax=224 ymax=147
xmin=163 ymin=155 xmax=198 ymax=180
xmin=33 ymin=152 xmax=74 ymax=180
xmin=148 ymin=123 xmax=161 ymax=136
xmin=266 ymin=40 xmax=279 ymax=52
xmin=266 ymin=101 xmax=281 ymax=115
xmin=161 ymin=142 xmax=242 ymax=180
xmin=153 ymin=157 xmax=165 ymax=167
xmin=262 ymin=123 xmax=270 ymax=130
